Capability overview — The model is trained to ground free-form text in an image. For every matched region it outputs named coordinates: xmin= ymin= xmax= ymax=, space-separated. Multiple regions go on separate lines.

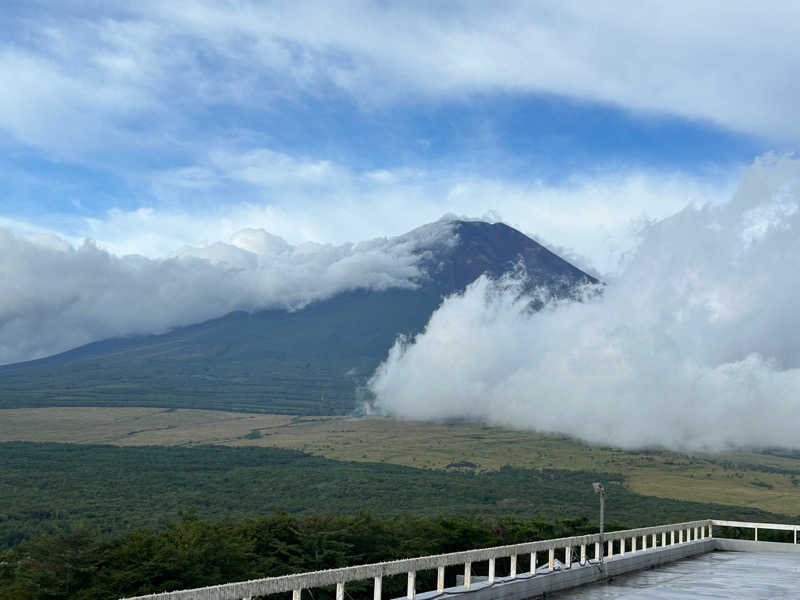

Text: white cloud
xmin=0 ymin=222 xmax=451 ymax=365
xmin=0 ymin=32 xmax=160 ymax=156
xmin=3 ymin=1 xmax=800 ymax=157
xmin=70 ymin=148 xmax=728 ymax=275
xmin=369 ymin=155 xmax=800 ymax=451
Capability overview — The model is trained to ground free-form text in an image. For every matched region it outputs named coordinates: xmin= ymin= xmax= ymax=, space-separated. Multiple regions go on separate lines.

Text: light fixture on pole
xmin=592 ymin=482 xmax=605 ymax=567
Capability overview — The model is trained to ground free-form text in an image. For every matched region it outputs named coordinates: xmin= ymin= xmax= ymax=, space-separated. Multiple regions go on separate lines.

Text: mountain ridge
xmin=0 ymin=220 xmax=596 ymax=414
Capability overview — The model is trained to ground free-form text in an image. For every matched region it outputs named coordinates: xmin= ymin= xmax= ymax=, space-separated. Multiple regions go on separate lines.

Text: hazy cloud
xmin=0 ymin=223 xmax=452 ymax=365
xmin=370 ymin=155 xmax=800 ymax=450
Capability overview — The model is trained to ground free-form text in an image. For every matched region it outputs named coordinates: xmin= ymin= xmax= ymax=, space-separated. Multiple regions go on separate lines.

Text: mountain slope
xmin=0 ymin=221 xmax=596 ymax=414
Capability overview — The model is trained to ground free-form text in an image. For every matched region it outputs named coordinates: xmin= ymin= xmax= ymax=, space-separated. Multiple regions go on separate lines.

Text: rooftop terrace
xmin=551 ymin=550 xmax=799 ymax=599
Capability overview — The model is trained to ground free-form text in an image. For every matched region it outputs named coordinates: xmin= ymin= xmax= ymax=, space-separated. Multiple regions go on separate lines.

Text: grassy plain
xmin=2 ymin=407 xmax=799 ymax=516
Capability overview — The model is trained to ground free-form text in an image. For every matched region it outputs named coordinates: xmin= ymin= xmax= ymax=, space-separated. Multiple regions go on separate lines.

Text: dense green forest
xmin=0 ymin=513 xmax=606 ymax=600
xmin=0 ymin=442 xmax=785 ymax=550
xmin=1 ymin=442 xmax=793 ymax=599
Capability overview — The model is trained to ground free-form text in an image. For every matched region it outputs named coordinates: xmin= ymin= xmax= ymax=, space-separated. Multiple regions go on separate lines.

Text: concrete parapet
xmin=122 ymin=521 xmax=711 ymax=600
xmin=124 ymin=519 xmax=800 ymax=600
xmin=421 ymin=540 xmax=714 ymax=600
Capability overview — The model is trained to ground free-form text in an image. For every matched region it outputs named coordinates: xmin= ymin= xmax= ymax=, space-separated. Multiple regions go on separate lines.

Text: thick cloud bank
xmin=0 ymin=223 xmax=455 ymax=365
xmin=370 ymin=156 xmax=800 ymax=450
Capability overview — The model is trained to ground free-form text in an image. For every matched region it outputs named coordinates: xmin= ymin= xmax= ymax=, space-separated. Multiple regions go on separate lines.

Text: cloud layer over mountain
xmin=0 ymin=223 xmax=455 ymax=365
xmin=370 ymin=155 xmax=800 ymax=450
xmin=0 ymin=163 xmax=723 ymax=367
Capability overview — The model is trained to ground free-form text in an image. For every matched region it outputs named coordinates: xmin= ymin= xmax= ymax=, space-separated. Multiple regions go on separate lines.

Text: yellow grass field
xmin=2 ymin=407 xmax=799 ymax=515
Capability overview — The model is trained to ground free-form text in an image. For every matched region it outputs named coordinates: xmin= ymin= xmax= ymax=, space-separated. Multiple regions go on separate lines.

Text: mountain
xmin=0 ymin=220 xmax=597 ymax=414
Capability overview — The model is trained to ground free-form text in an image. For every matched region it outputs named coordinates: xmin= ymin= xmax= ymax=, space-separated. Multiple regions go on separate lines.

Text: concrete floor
xmin=550 ymin=551 xmax=800 ymax=599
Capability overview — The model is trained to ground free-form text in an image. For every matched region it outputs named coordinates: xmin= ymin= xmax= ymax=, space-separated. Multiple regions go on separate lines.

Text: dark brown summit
xmin=421 ymin=220 xmax=597 ymax=295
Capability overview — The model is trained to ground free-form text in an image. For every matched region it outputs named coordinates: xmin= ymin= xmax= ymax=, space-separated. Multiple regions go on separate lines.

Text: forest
xmin=0 ymin=442 xmax=784 ymax=549
xmin=0 ymin=442 xmax=790 ymax=599
xmin=0 ymin=512 xmax=605 ymax=600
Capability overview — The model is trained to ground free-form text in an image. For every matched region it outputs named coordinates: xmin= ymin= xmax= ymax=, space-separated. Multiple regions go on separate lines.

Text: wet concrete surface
xmin=549 ymin=551 xmax=800 ymax=599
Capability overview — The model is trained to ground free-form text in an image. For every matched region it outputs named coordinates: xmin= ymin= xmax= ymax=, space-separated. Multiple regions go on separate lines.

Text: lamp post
xmin=592 ymin=482 xmax=605 ymax=570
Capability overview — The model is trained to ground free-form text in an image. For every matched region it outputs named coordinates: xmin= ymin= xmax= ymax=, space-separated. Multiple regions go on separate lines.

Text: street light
xmin=592 ymin=482 xmax=605 ymax=566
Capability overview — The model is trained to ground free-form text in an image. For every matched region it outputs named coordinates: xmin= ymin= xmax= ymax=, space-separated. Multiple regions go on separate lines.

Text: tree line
xmin=0 ymin=512 xmax=604 ymax=600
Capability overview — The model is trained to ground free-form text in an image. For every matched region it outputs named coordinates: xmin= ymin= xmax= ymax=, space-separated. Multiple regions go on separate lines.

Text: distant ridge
xmin=0 ymin=220 xmax=596 ymax=414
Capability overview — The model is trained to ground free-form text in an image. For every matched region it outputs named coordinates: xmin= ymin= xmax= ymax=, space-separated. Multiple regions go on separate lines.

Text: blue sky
xmin=1 ymin=92 xmax=760 ymax=213
xmin=4 ymin=1 xmax=799 ymax=270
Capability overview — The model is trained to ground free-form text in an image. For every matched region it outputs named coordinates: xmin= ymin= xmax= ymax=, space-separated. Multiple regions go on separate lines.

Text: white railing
xmin=712 ymin=520 xmax=800 ymax=543
xmin=121 ymin=519 xmax=712 ymax=600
